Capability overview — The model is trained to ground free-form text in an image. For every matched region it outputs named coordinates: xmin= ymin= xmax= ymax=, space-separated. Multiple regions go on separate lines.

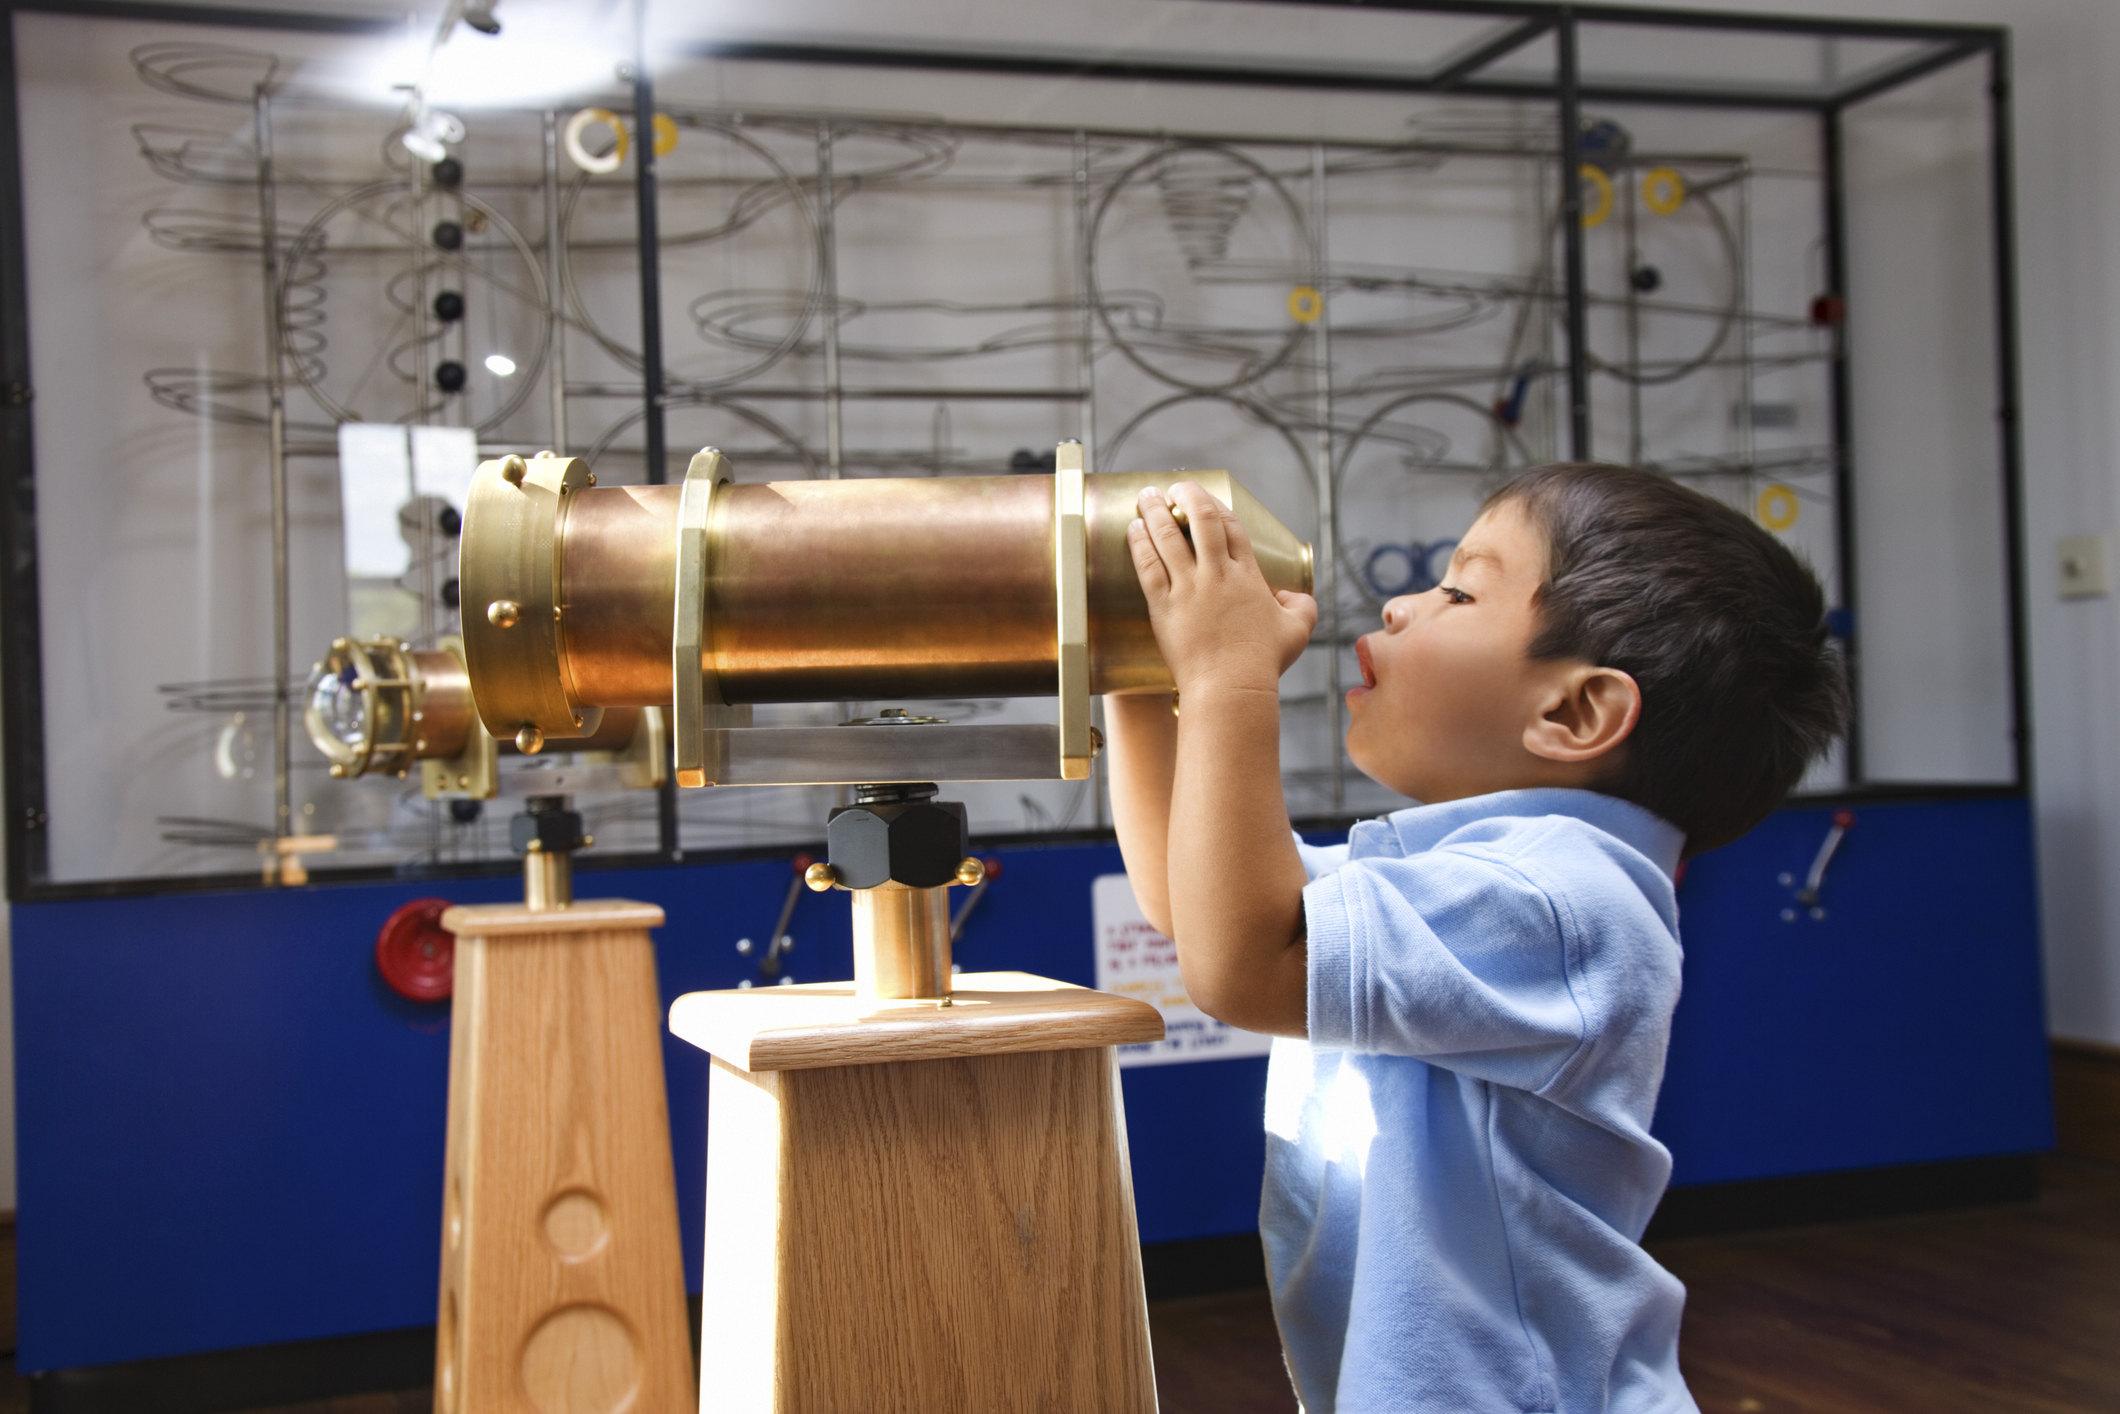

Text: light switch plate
xmin=2058 ymin=533 xmax=2109 ymax=599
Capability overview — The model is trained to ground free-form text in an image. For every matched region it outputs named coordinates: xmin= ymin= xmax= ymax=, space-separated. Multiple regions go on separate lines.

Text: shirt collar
xmin=1346 ymin=788 xmax=1685 ymax=881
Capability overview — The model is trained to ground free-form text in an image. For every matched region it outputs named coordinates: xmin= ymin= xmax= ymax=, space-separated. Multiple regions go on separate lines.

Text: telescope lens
xmin=307 ymin=661 xmax=369 ymax=752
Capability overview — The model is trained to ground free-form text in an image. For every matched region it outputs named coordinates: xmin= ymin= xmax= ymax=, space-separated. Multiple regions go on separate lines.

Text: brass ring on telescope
xmin=1054 ymin=442 xmax=1092 ymax=780
xmin=674 ymin=447 xmax=731 ymax=788
xmin=459 ymin=450 xmax=604 ymax=746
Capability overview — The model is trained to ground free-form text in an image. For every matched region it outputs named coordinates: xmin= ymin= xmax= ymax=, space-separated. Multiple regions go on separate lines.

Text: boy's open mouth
xmin=1356 ymin=636 xmax=1377 ymax=689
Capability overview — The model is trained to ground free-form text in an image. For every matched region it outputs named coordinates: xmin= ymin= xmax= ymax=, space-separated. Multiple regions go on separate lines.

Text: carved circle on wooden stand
xmin=541 ymin=1188 xmax=609 ymax=1261
xmin=520 ymin=1304 xmax=639 ymax=1414
xmin=437 ymin=1289 xmax=461 ymax=1414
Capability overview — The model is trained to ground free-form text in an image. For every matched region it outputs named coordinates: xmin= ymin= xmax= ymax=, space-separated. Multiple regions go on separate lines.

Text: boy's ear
xmin=1524 ymin=665 xmax=1640 ymax=764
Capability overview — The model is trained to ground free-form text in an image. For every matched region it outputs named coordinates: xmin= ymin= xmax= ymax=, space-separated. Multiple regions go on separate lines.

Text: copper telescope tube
xmin=406 ymin=649 xmax=475 ymax=759
xmin=402 ymin=651 xmax=641 ymax=758
xmin=546 ymin=470 xmax=1313 ymax=711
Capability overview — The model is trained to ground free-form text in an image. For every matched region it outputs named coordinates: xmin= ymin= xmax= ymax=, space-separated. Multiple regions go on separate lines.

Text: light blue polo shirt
xmin=1265 ymin=789 xmax=1698 ymax=1414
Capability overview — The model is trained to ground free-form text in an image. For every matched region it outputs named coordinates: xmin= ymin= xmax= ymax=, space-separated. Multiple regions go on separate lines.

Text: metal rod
xmin=542 ymin=110 xmax=569 ymax=454
xmin=1311 ymin=143 xmax=1342 ymax=811
xmin=1077 ymin=130 xmax=1107 ymax=832
xmin=0 ymin=14 xmax=50 ymax=890
xmin=253 ymin=85 xmax=290 ymax=844
xmin=1074 ymin=132 xmax=1098 ymax=473
xmin=687 ymin=34 xmax=2000 ymax=112
xmin=1556 ymin=15 xmax=1591 ymax=460
xmin=1820 ymin=105 xmax=1861 ymax=785
xmin=1624 ymin=146 xmax=1641 ymax=465
xmin=411 ymin=137 xmax=429 ymax=425
xmin=1984 ymin=37 xmax=2032 ymax=790
xmin=1433 ymin=15 xmax=1555 ymax=88
xmin=632 ymin=0 xmax=681 ymax=860
xmin=566 ymin=384 xmax=1090 ymax=402
xmin=818 ymin=124 xmax=843 ymax=479
xmin=1735 ymin=160 xmax=1755 ymax=495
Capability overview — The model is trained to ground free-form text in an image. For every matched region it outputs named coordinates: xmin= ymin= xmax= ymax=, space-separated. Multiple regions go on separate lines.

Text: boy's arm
xmin=1128 ymin=483 xmax=1318 ymax=1038
xmin=1104 ymin=692 xmax=1180 ymax=938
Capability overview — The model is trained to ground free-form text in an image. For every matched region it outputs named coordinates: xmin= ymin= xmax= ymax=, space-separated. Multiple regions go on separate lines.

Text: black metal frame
xmin=0 ymin=0 xmax=2026 ymax=899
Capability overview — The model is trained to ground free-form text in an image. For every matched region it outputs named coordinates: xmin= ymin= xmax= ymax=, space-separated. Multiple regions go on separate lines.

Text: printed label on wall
xmin=1093 ymin=873 xmax=1276 ymax=1068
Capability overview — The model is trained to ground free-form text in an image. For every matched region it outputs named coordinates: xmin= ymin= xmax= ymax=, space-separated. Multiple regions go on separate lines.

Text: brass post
xmin=850 ymin=883 xmax=952 ymax=1000
xmin=523 ymin=849 xmax=573 ymax=912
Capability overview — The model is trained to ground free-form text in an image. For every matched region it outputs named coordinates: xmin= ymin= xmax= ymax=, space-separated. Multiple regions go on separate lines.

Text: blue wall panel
xmin=1653 ymin=796 xmax=2053 ymax=1184
xmin=10 ymin=795 xmax=2052 ymax=1372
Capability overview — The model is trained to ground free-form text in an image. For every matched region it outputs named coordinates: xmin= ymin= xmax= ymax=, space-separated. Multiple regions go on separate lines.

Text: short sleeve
xmin=1293 ymin=831 xmax=1350 ymax=882
xmin=1302 ymin=837 xmax=1586 ymax=1092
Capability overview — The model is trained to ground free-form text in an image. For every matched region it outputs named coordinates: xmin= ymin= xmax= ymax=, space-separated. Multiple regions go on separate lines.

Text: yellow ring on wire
xmin=1756 ymin=483 xmax=1800 ymax=532
xmin=1288 ymin=286 xmax=1324 ymax=324
xmin=652 ymin=113 xmax=679 ymax=157
xmin=564 ymin=107 xmax=628 ymax=175
xmin=1642 ymin=166 xmax=1687 ymax=216
xmin=1579 ymin=165 xmax=1614 ymax=229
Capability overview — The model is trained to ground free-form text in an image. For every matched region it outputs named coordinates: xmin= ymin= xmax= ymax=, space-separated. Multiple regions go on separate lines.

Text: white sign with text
xmin=1092 ymin=872 xmax=1276 ymax=1068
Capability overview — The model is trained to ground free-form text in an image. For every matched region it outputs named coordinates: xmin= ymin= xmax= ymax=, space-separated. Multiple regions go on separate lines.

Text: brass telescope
xmin=457 ymin=442 xmax=1312 ymax=786
xmin=455 ymin=440 xmax=1310 ymax=1000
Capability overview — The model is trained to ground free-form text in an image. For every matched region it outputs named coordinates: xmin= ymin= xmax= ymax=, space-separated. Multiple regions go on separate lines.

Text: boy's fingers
xmin=1168 ymin=482 xmax=1230 ymax=565
xmin=1127 ymin=516 xmax=1171 ymax=599
xmin=1222 ymin=505 xmax=1259 ymax=567
xmin=1137 ymin=485 xmax=1195 ymax=573
xmin=1278 ymin=590 xmax=1321 ymax=634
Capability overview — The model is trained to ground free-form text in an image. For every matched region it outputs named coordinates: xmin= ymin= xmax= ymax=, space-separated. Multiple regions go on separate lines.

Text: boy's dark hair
xmin=1486 ymin=463 xmax=1848 ymax=853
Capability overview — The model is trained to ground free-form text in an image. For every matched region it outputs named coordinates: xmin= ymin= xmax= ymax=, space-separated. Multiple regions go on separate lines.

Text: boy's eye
xmin=1439 ymin=585 xmax=1473 ymax=605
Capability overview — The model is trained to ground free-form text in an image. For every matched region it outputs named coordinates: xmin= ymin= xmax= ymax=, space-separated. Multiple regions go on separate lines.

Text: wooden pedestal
xmin=438 ymin=900 xmax=694 ymax=1414
xmin=669 ymin=972 xmax=1167 ymax=1414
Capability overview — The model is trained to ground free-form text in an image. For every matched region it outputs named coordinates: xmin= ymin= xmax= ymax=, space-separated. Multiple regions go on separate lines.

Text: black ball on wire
xmin=440 ymin=576 xmax=461 ymax=608
xmin=435 ymin=360 xmax=468 ymax=393
xmin=438 ymin=506 xmax=462 ymax=537
xmin=433 ymin=290 xmax=465 ymax=322
xmin=432 ymin=221 xmax=463 ymax=251
xmin=432 ymin=157 xmax=463 ymax=190
xmin=1630 ymin=265 xmax=1663 ymax=293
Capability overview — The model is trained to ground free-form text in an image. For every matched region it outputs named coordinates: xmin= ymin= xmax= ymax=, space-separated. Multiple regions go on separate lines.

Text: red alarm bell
xmin=376 ymin=898 xmax=456 ymax=1002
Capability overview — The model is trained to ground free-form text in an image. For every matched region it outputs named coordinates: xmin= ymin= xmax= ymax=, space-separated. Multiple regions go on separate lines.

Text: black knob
xmin=438 ymin=505 xmax=462 ymax=536
xmin=448 ymin=798 xmax=482 ymax=824
xmin=440 ymin=577 xmax=461 ymax=609
xmin=432 ymin=157 xmax=463 ymax=190
xmin=433 ymin=290 xmax=465 ymax=322
xmin=1630 ymin=265 xmax=1662 ymax=293
xmin=432 ymin=221 xmax=463 ymax=251
xmin=435 ymin=360 xmax=467 ymax=393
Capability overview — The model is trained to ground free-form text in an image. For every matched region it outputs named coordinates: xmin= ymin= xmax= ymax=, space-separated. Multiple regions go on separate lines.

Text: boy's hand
xmin=1129 ymin=482 xmax=1319 ymax=698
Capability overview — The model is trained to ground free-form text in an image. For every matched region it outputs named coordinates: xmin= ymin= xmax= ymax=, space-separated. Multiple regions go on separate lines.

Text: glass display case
xmin=0 ymin=1 xmax=2022 ymax=894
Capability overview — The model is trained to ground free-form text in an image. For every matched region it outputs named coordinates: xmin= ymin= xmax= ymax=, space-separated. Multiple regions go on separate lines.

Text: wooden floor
xmin=1149 ymin=1154 xmax=2120 ymax=1414
xmin=1 ymin=1155 xmax=2111 ymax=1414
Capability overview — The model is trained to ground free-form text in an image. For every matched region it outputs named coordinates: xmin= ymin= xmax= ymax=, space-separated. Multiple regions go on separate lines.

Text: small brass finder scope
xmin=303 ymin=635 xmax=663 ymax=800
xmin=457 ymin=443 xmax=1313 ymax=785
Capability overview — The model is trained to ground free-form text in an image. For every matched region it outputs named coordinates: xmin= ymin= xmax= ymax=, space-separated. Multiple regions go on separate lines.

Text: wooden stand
xmin=437 ymin=899 xmax=694 ymax=1414
xmin=670 ymin=972 xmax=1167 ymax=1414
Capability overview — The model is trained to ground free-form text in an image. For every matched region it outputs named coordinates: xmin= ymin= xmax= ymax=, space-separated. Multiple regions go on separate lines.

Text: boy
xmin=1106 ymin=463 xmax=1847 ymax=1413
